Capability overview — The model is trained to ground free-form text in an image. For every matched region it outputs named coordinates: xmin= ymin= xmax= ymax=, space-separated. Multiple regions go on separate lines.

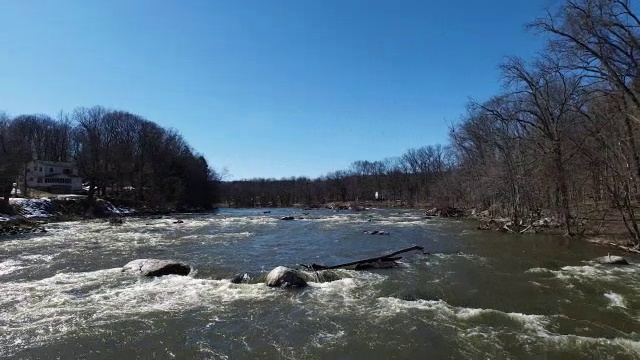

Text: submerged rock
xmin=594 ymin=255 xmax=630 ymax=265
xmin=310 ymin=270 xmax=342 ymax=282
xmin=363 ymin=230 xmax=390 ymax=235
xmin=123 ymin=259 xmax=192 ymax=277
xmin=265 ymin=266 xmax=307 ymax=287
xmin=108 ymin=217 xmax=124 ymax=225
xmin=280 ymin=216 xmax=295 ymax=221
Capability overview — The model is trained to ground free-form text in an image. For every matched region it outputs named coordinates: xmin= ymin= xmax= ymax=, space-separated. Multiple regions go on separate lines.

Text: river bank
xmin=0 ymin=197 xmax=214 ymax=237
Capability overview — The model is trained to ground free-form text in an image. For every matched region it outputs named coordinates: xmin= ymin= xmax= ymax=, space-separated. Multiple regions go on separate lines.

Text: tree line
xmin=220 ymin=144 xmax=454 ymax=208
xmin=0 ymin=106 xmax=219 ymax=212
xmin=222 ymin=0 xmax=640 ymax=246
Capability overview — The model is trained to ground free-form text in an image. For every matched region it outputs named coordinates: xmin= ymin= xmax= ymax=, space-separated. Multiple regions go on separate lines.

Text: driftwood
xmin=300 ymin=245 xmax=426 ymax=271
xmin=588 ymin=240 xmax=640 ymax=255
xmin=519 ymin=225 xmax=532 ymax=234
xmin=503 ymin=224 xmax=532 ymax=234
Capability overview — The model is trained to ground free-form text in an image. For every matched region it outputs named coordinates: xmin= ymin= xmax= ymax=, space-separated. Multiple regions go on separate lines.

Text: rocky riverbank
xmin=0 ymin=218 xmax=48 ymax=236
xmin=0 ymin=197 xmax=214 ymax=238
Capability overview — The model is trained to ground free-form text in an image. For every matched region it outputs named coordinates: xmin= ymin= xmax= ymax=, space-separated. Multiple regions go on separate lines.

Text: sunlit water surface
xmin=1 ymin=208 xmax=639 ymax=359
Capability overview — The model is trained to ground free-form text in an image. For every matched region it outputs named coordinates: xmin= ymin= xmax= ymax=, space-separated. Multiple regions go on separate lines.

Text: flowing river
xmin=1 ymin=208 xmax=639 ymax=359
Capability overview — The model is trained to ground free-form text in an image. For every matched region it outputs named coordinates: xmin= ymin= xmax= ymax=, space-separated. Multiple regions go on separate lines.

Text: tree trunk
xmin=554 ymin=141 xmax=573 ymax=235
xmin=623 ymin=114 xmax=640 ymax=199
xmin=22 ymin=165 xmax=29 ymax=198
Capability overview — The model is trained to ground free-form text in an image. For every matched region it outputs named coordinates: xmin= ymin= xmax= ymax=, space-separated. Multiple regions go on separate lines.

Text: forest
xmin=0 ymin=106 xmax=219 ymax=212
xmin=222 ymin=0 xmax=640 ymax=246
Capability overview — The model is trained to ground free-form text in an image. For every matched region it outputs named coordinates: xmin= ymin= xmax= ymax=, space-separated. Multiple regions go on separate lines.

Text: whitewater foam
xmin=0 ymin=259 xmax=24 ymax=276
xmin=0 ymin=269 xmax=279 ymax=356
xmin=604 ymin=292 xmax=627 ymax=308
xmin=374 ymin=297 xmax=640 ymax=356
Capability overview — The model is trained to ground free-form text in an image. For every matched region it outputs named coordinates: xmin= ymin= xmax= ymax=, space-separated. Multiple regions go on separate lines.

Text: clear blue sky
xmin=0 ymin=0 xmax=554 ymax=179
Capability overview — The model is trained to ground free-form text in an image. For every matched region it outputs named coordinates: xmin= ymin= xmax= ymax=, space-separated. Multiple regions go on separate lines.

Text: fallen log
xmin=519 ymin=225 xmax=532 ymax=234
xmin=300 ymin=245 xmax=426 ymax=271
xmin=587 ymin=240 xmax=640 ymax=255
xmin=503 ymin=224 xmax=532 ymax=234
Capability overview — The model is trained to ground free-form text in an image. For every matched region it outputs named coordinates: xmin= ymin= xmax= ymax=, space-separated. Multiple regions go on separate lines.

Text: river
xmin=1 ymin=208 xmax=639 ymax=359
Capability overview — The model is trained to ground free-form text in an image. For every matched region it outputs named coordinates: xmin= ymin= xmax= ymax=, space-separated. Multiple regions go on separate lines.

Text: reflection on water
xmin=0 ymin=208 xmax=639 ymax=359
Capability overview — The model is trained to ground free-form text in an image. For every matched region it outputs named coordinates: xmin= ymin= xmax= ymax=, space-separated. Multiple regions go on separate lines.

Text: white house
xmin=22 ymin=160 xmax=83 ymax=193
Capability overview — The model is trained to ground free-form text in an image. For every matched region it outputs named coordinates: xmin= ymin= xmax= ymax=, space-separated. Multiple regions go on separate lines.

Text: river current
xmin=0 ymin=208 xmax=639 ymax=359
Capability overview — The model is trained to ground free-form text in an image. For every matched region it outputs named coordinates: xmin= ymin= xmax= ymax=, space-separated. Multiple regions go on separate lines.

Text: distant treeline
xmin=0 ymin=106 xmax=219 ymax=211
xmin=221 ymin=145 xmax=454 ymax=208
xmin=222 ymin=0 xmax=640 ymax=245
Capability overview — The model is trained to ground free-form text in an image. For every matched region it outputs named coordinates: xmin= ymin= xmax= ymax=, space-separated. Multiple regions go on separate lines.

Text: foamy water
xmin=604 ymin=292 xmax=627 ymax=308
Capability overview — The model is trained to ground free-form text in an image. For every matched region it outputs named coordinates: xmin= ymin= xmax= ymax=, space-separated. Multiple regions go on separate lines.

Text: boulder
xmin=108 ymin=217 xmax=124 ymax=225
xmin=230 ymin=273 xmax=250 ymax=284
xmin=594 ymin=255 xmax=630 ymax=265
xmin=265 ymin=266 xmax=308 ymax=288
xmin=424 ymin=208 xmax=438 ymax=216
xmin=123 ymin=259 xmax=192 ymax=277
xmin=281 ymin=216 xmax=295 ymax=221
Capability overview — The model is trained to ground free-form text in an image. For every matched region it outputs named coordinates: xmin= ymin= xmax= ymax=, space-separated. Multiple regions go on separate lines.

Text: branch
xmin=301 ymin=245 xmax=426 ymax=271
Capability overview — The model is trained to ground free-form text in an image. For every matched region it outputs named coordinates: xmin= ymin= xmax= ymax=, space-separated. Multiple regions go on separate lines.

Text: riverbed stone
xmin=594 ymin=255 xmax=629 ymax=265
xmin=363 ymin=230 xmax=390 ymax=235
xmin=123 ymin=259 xmax=192 ymax=277
xmin=265 ymin=266 xmax=307 ymax=287
xmin=230 ymin=273 xmax=250 ymax=284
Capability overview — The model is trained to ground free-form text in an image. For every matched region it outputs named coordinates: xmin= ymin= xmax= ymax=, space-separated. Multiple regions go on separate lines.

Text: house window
xmin=39 ymin=167 xmax=42 ymax=172
xmin=29 ymin=177 xmax=33 ymax=182
xmin=63 ymin=168 xmax=71 ymax=175
xmin=37 ymin=178 xmax=42 ymax=183
xmin=33 ymin=166 xmax=37 ymax=171
xmin=50 ymin=168 xmax=53 ymax=172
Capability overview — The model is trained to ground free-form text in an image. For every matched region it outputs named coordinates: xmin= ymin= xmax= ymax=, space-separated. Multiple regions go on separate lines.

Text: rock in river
xmin=123 ymin=259 xmax=192 ymax=277
xmin=230 ymin=273 xmax=250 ymax=284
xmin=594 ymin=255 xmax=629 ymax=265
xmin=265 ymin=266 xmax=308 ymax=288
xmin=363 ymin=230 xmax=390 ymax=235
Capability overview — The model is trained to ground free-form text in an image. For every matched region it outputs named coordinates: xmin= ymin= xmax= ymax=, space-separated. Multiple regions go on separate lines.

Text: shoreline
xmin=4 ymin=202 xmax=639 ymax=256
xmin=0 ymin=196 xmax=217 ymax=237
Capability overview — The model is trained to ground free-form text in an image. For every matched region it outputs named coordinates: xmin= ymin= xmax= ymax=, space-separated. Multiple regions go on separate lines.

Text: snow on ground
xmin=1 ymin=197 xmax=135 ymax=221
xmin=53 ymin=194 xmax=85 ymax=199
xmin=9 ymin=198 xmax=53 ymax=218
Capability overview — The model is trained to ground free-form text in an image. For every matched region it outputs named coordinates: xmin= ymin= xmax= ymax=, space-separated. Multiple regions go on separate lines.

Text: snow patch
xmin=8 ymin=198 xmax=52 ymax=218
